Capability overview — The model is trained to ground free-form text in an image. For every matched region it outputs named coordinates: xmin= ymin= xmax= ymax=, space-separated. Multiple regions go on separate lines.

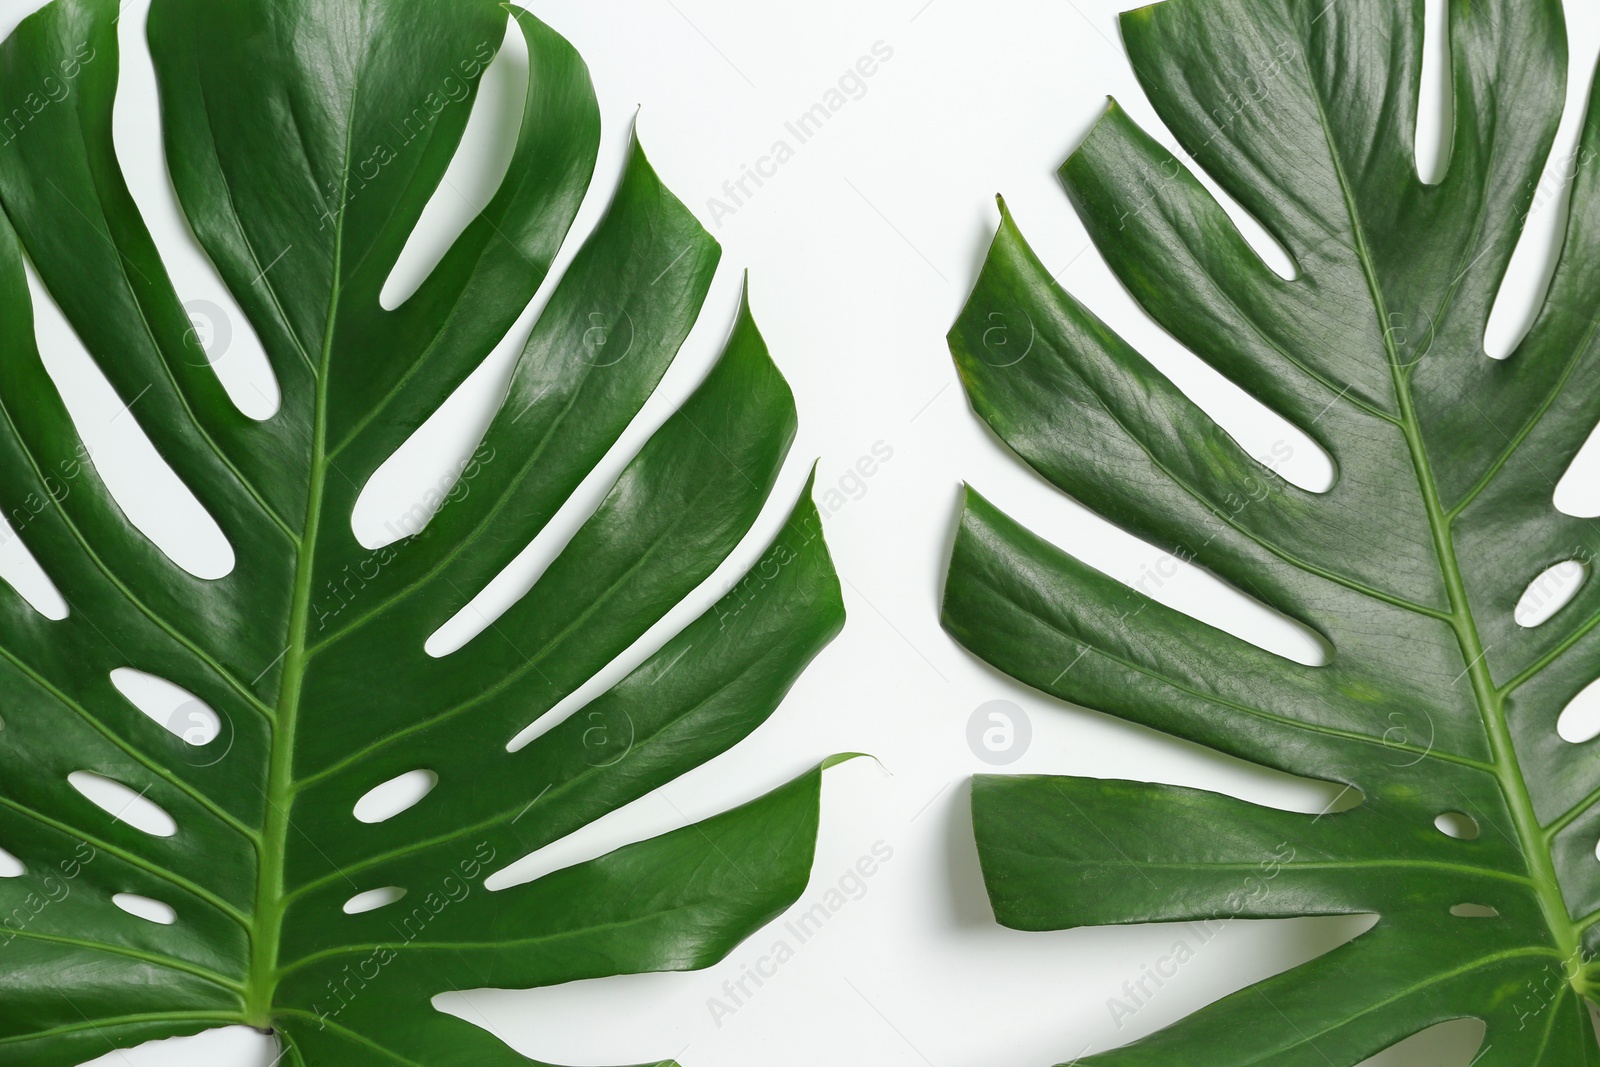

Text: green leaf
xmin=942 ymin=0 xmax=1600 ymax=1062
xmin=0 ymin=1 xmax=846 ymax=1063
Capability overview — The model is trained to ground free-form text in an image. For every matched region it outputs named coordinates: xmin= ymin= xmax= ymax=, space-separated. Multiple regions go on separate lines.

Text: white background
xmin=1 ymin=0 xmax=1599 ymax=1064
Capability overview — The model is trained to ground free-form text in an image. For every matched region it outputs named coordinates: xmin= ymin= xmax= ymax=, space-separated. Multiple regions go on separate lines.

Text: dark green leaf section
xmin=943 ymin=0 xmax=1600 ymax=1062
xmin=274 ymin=761 xmax=845 ymax=1067
xmin=0 ymin=0 xmax=847 ymax=1063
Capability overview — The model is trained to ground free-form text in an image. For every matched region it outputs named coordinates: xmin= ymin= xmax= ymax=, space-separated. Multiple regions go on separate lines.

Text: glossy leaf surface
xmin=0 ymin=1 xmax=845 ymax=1063
xmin=943 ymin=0 xmax=1600 ymax=1061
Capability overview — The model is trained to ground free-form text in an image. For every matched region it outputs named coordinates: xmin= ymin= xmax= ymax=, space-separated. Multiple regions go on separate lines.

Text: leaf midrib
xmin=1304 ymin=80 xmax=1584 ymax=975
xmin=244 ymin=57 xmax=365 ymax=1027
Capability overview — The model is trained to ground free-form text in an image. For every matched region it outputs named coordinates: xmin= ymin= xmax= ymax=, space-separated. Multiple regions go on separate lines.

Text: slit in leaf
xmin=353 ymin=770 xmax=438 ymax=824
xmin=67 ymin=771 xmax=176 ymax=838
xmin=350 ymin=385 xmax=509 ymax=553
xmin=1116 ymin=539 xmax=1333 ymax=667
xmin=109 ymin=667 xmax=221 ymax=746
xmin=1448 ymin=903 xmax=1498 ymax=918
xmin=1557 ymin=677 xmax=1600 ymax=744
xmin=110 ymin=12 xmax=280 ymax=419
xmin=1483 ymin=59 xmax=1593 ymax=361
xmin=0 ymin=845 xmax=23 ymax=877
xmin=112 ymin=893 xmax=176 ymax=925
xmin=1554 ymin=420 xmax=1600 ymax=517
xmin=343 ymin=886 xmax=406 ymax=915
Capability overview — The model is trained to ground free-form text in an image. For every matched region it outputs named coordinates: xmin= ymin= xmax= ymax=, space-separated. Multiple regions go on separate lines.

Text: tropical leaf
xmin=0 ymin=0 xmax=847 ymax=1064
xmin=942 ymin=0 xmax=1600 ymax=1062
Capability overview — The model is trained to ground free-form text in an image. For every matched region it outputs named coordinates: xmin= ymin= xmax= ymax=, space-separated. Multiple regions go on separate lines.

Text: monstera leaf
xmin=0 ymin=0 xmax=847 ymax=1063
xmin=943 ymin=0 xmax=1600 ymax=1062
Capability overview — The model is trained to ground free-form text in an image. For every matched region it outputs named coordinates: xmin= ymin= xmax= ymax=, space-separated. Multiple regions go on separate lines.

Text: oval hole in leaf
xmin=1557 ymin=677 xmax=1600 ymax=743
xmin=112 ymin=893 xmax=176 ymax=925
xmin=1448 ymin=903 xmax=1498 ymax=918
xmin=343 ymin=886 xmax=406 ymax=915
xmin=27 ymin=260 xmax=236 ymax=579
xmin=0 ymin=512 xmax=68 ymax=619
xmin=1555 ymin=422 xmax=1600 ymax=517
xmin=1513 ymin=560 xmax=1586 ymax=628
xmin=380 ymin=24 xmax=529 ymax=310
xmin=1434 ymin=812 xmax=1479 ymax=840
xmin=68 ymin=771 xmax=176 ymax=837
xmin=109 ymin=668 xmax=220 ymax=746
xmin=353 ymin=770 xmax=438 ymax=824
xmin=0 ymin=845 xmax=23 ymax=877
xmin=1357 ymin=1017 xmax=1486 ymax=1066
